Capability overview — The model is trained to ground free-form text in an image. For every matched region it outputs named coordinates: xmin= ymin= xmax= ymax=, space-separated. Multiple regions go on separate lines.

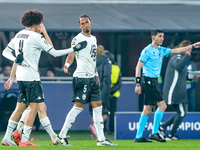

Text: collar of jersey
xmin=81 ymin=32 xmax=91 ymax=37
xmin=150 ymin=44 xmax=161 ymax=51
xmin=24 ymin=29 xmax=40 ymax=35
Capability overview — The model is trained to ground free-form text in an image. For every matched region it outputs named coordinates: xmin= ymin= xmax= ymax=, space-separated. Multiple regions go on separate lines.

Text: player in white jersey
xmin=56 ymin=14 xmax=117 ymax=147
xmin=1 ymin=10 xmax=87 ymax=147
xmin=72 ymin=33 xmax=97 ymax=78
xmin=3 ymin=63 xmax=59 ymax=146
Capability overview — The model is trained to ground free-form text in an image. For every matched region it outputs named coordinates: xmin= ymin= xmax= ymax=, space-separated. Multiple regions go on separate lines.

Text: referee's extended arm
xmin=171 ymin=42 xmax=200 ymax=54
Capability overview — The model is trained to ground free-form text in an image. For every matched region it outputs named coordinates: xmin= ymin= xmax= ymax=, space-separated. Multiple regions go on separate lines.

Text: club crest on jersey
xmin=82 ymin=94 xmax=86 ymax=100
xmin=72 ymin=38 xmax=77 ymax=46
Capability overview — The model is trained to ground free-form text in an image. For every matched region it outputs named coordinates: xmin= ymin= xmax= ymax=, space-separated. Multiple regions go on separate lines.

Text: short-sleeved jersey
xmin=72 ymin=32 xmax=97 ymax=78
xmin=139 ymin=44 xmax=172 ymax=78
xmin=7 ymin=29 xmax=53 ymax=81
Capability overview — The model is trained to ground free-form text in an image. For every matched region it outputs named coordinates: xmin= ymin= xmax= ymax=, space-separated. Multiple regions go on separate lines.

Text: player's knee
xmin=163 ymin=103 xmax=167 ymax=111
xmin=38 ymin=103 xmax=47 ymax=114
xmin=143 ymin=106 xmax=152 ymax=116
xmin=159 ymin=102 xmax=167 ymax=111
xmin=91 ymin=101 xmax=102 ymax=108
xmin=14 ymin=106 xmax=26 ymax=115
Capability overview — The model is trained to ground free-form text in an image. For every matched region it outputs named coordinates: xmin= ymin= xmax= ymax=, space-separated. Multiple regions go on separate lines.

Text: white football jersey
xmin=7 ymin=29 xmax=53 ymax=81
xmin=72 ymin=32 xmax=97 ymax=78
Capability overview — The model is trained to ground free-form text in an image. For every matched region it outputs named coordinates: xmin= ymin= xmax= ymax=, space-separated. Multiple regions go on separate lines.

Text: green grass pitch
xmin=0 ymin=131 xmax=200 ymax=150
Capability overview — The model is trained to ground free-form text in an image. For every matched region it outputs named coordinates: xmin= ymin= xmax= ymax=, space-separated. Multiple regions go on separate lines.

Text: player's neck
xmin=82 ymin=31 xmax=91 ymax=36
xmin=151 ymin=42 xmax=159 ymax=49
xmin=26 ymin=26 xmax=37 ymax=33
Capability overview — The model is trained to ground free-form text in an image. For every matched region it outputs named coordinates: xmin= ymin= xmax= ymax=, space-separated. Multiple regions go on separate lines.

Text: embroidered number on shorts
xmin=83 ymin=85 xmax=87 ymax=93
xmin=82 ymin=85 xmax=87 ymax=100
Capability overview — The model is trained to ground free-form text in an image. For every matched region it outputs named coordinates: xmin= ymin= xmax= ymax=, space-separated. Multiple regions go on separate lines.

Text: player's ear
xmin=152 ymin=35 xmax=155 ymax=40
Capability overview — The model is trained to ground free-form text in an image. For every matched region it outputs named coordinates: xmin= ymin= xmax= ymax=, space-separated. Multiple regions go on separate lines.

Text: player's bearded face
xmin=84 ymin=27 xmax=90 ymax=33
xmin=79 ymin=17 xmax=91 ymax=34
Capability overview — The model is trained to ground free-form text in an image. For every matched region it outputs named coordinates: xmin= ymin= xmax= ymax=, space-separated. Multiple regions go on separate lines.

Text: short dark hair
xmin=21 ymin=9 xmax=43 ymax=27
xmin=151 ymin=29 xmax=164 ymax=36
xmin=79 ymin=14 xmax=91 ymax=23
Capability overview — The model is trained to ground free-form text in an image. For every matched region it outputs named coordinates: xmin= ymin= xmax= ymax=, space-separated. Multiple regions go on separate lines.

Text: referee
xmin=134 ymin=29 xmax=200 ymax=142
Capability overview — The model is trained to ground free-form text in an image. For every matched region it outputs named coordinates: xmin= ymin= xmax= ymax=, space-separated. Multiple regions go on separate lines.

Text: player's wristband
xmin=95 ymin=72 xmax=99 ymax=77
xmin=136 ymin=77 xmax=141 ymax=86
xmin=192 ymin=44 xmax=195 ymax=49
xmin=136 ymin=83 xmax=141 ymax=87
xmin=64 ymin=63 xmax=70 ymax=68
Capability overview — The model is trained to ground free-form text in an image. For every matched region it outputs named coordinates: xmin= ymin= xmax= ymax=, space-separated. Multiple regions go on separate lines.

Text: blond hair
xmin=97 ymin=45 xmax=104 ymax=55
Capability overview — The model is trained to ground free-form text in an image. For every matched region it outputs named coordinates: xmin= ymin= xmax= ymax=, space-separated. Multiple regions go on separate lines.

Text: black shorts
xmin=71 ymin=77 xmax=100 ymax=104
xmin=142 ymin=77 xmax=163 ymax=105
xmin=17 ymin=81 xmax=45 ymax=104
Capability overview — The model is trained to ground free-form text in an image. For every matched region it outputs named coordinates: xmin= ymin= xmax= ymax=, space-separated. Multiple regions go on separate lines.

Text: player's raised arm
xmin=39 ymin=23 xmax=87 ymax=57
xmin=39 ymin=23 xmax=53 ymax=46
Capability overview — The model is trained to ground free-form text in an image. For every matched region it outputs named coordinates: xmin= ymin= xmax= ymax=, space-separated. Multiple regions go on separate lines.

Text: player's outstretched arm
xmin=47 ymin=41 xmax=87 ymax=57
xmin=40 ymin=23 xmax=87 ymax=56
xmin=171 ymin=42 xmax=200 ymax=54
